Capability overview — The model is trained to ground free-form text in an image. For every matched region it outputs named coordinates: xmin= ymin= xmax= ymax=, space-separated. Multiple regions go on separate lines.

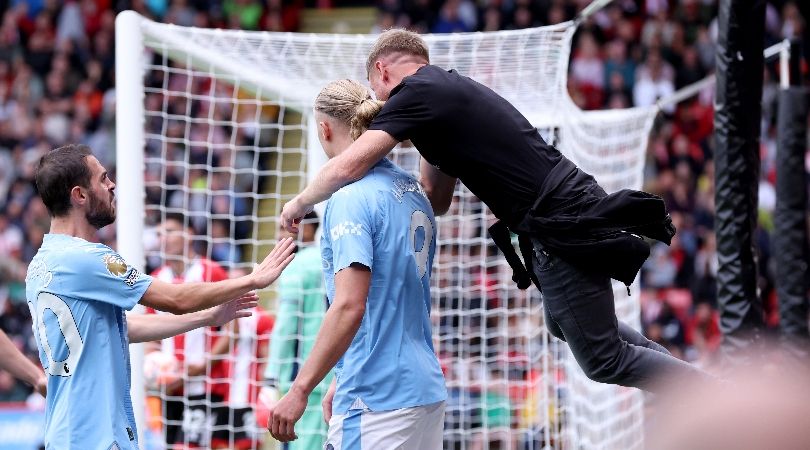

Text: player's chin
xmin=105 ymin=207 xmax=117 ymax=225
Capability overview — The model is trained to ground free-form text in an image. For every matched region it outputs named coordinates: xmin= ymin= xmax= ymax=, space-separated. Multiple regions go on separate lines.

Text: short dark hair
xmin=35 ymin=144 xmax=93 ymax=217
xmin=303 ymin=211 xmax=319 ymax=232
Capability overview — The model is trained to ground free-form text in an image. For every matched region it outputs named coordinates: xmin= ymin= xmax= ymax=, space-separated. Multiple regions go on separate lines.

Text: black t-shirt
xmin=369 ymin=64 xmax=562 ymax=225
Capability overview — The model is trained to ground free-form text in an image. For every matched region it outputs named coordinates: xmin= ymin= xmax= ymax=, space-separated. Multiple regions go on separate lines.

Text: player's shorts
xmin=211 ymin=406 xmax=260 ymax=449
xmin=164 ymin=393 xmax=224 ymax=448
xmin=324 ymin=401 xmax=445 ymax=450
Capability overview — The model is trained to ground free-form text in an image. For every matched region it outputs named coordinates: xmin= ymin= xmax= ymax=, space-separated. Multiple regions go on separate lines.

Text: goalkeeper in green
xmin=259 ymin=212 xmax=332 ymax=449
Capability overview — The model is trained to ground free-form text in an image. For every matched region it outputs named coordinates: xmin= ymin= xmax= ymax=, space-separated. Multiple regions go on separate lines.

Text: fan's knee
xmin=582 ymin=352 xmax=625 ymax=385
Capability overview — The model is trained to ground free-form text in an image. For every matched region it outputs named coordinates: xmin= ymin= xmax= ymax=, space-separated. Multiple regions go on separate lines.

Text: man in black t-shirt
xmin=280 ymin=29 xmax=709 ymax=391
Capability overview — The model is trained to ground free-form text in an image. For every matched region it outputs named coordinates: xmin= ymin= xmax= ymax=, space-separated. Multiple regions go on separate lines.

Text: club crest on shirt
xmin=103 ymin=254 xmax=128 ymax=277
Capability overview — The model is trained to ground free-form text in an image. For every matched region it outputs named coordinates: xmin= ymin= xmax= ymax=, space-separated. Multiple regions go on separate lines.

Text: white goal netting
xmin=119 ymin=10 xmax=657 ymax=450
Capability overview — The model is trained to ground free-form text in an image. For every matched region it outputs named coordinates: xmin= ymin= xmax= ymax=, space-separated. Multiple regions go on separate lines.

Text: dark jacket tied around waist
xmin=490 ymin=157 xmax=676 ymax=290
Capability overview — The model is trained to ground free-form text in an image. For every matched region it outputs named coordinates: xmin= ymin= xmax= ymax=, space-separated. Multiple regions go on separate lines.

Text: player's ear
xmin=70 ymin=185 xmax=86 ymax=207
xmin=319 ymin=121 xmax=331 ymax=141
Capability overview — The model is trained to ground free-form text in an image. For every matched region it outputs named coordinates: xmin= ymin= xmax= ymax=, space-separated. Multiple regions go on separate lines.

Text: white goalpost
xmin=116 ymin=5 xmax=660 ymax=449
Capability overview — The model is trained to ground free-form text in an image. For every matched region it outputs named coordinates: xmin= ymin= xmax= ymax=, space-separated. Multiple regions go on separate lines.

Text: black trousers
xmin=532 ymin=239 xmax=707 ymax=391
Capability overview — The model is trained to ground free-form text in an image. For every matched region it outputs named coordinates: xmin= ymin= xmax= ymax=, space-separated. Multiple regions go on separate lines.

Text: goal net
xmin=116 ymin=9 xmax=657 ymax=450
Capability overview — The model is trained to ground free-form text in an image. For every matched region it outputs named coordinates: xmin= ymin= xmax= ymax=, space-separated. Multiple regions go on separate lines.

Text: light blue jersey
xmin=321 ymin=158 xmax=447 ymax=415
xmin=25 ymin=234 xmax=153 ymax=449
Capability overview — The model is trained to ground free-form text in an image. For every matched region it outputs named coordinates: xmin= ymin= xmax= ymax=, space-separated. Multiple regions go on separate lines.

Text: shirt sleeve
xmin=206 ymin=260 xmax=229 ymax=282
xmin=368 ymin=83 xmax=432 ymax=142
xmin=56 ymin=246 xmax=153 ymax=311
xmin=324 ymin=186 xmax=375 ymax=273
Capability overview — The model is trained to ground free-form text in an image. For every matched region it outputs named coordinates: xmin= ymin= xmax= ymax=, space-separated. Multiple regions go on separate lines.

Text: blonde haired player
xmin=267 ymin=80 xmax=447 ymax=449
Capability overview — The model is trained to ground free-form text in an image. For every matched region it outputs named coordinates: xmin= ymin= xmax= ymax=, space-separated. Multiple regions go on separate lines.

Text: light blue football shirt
xmin=25 ymin=233 xmax=153 ymax=450
xmin=321 ymin=158 xmax=447 ymax=414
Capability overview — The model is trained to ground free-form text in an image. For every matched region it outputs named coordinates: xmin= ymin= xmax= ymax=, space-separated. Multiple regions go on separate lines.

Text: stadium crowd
xmin=0 ymin=0 xmax=807 ymax=446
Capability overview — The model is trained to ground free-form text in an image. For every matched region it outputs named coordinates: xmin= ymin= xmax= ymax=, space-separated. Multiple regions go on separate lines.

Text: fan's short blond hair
xmin=366 ymin=29 xmax=430 ymax=75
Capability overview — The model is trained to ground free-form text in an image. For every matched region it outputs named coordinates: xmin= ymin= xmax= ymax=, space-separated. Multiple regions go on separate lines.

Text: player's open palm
xmin=251 ymin=237 xmax=296 ymax=288
xmin=207 ymin=292 xmax=258 ymax=327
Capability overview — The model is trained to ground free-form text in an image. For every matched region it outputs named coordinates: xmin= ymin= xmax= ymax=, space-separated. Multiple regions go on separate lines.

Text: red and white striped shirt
xmin=147 ymin=258 xmax=229 ymax=397
xmin=226 ymin=306 xmax=274 ymax=408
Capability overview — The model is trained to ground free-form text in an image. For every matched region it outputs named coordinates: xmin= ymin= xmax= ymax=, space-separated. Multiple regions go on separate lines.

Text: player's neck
xmin=168 ymin=259 xmax=186 ymax=275
xmin=48 ymin=214 xmax=100 ymax=242
xmin=331 ymin=135 xmax=356 ymax=158
xmin=168 ymin=248 xmax=196 ymax=274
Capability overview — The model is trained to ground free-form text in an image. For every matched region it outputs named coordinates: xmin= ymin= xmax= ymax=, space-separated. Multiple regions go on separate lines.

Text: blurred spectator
xmin=604 ymin=39 xmax=635 ymax=94
xmin=432 ymin=0 xmax=470 ymax=33
xmin=675 ymin=47 xmax=705 ymax=89
xmin=224 ymin=0 xmax=264 ymax=30
xmin=781 ymin=1 xmax=805 ymax=40
xmin=570 ymin=32 xmax=605 ymax=108
xmin=633 ymin=49 xmax=675 ymax=111
xmin=210 ymin=219 xmax=242 ymax=267
xmin=165 ymin=0 xmax=196 ymax=27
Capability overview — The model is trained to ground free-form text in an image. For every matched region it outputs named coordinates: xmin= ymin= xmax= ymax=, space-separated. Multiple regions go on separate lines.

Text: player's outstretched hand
xmin=280 ymin=197 xmax=314 ymax=234
xmin=267 ymin=387 xmax=307 ymax=443
xmin=251 ymin=237 xmax=296 ymax=289
xmin=206 ymin=292 xmax=258 ymax=327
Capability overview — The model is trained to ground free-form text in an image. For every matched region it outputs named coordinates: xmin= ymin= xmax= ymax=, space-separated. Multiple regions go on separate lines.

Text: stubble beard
xmin=86 ymin=189 xmax=116 ymax=229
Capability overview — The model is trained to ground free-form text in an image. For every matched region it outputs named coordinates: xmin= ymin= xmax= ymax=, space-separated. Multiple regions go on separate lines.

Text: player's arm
xmin=268 ymin=264 xmax=370 ymax=442
xmin=0 ymin=329 xmax=46 ymax=396
xmin=420 ymin=157 xmax=457 ymax=215
xmin=127 ymin=293 xmax=257 ymax=344
xmin=265 ymin=293 xmax=300 ymax=388
xmin=255 ymin=321 xmax=270 ymax=385
xmin=281 ymin=130 xmax=397 ymax=233
xmin=288 ymin=264 xmax=368 ymax=397
xmin=141 ymin=238 xmax=295 ymax=314
xmin=261 ymin=272 xmax=310 ymax=412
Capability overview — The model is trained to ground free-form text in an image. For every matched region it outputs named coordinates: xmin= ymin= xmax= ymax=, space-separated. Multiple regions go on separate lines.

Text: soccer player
xmin=25 ymin=144 xmax=295 ymax=449
xmin=146 ymin=213 xmax=234 ymax=448
xmin=280 ymin=30 xmax=708 ymax=391
xmin=268 ymin=80 xmax=447 ymax=448
xmin=214 ymin=301 xmax=274 ymax=450
xmin=260 ymin=212 xmax=332 ymax=450
xmin=0 ymin=328 xmax=46 ymax=397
